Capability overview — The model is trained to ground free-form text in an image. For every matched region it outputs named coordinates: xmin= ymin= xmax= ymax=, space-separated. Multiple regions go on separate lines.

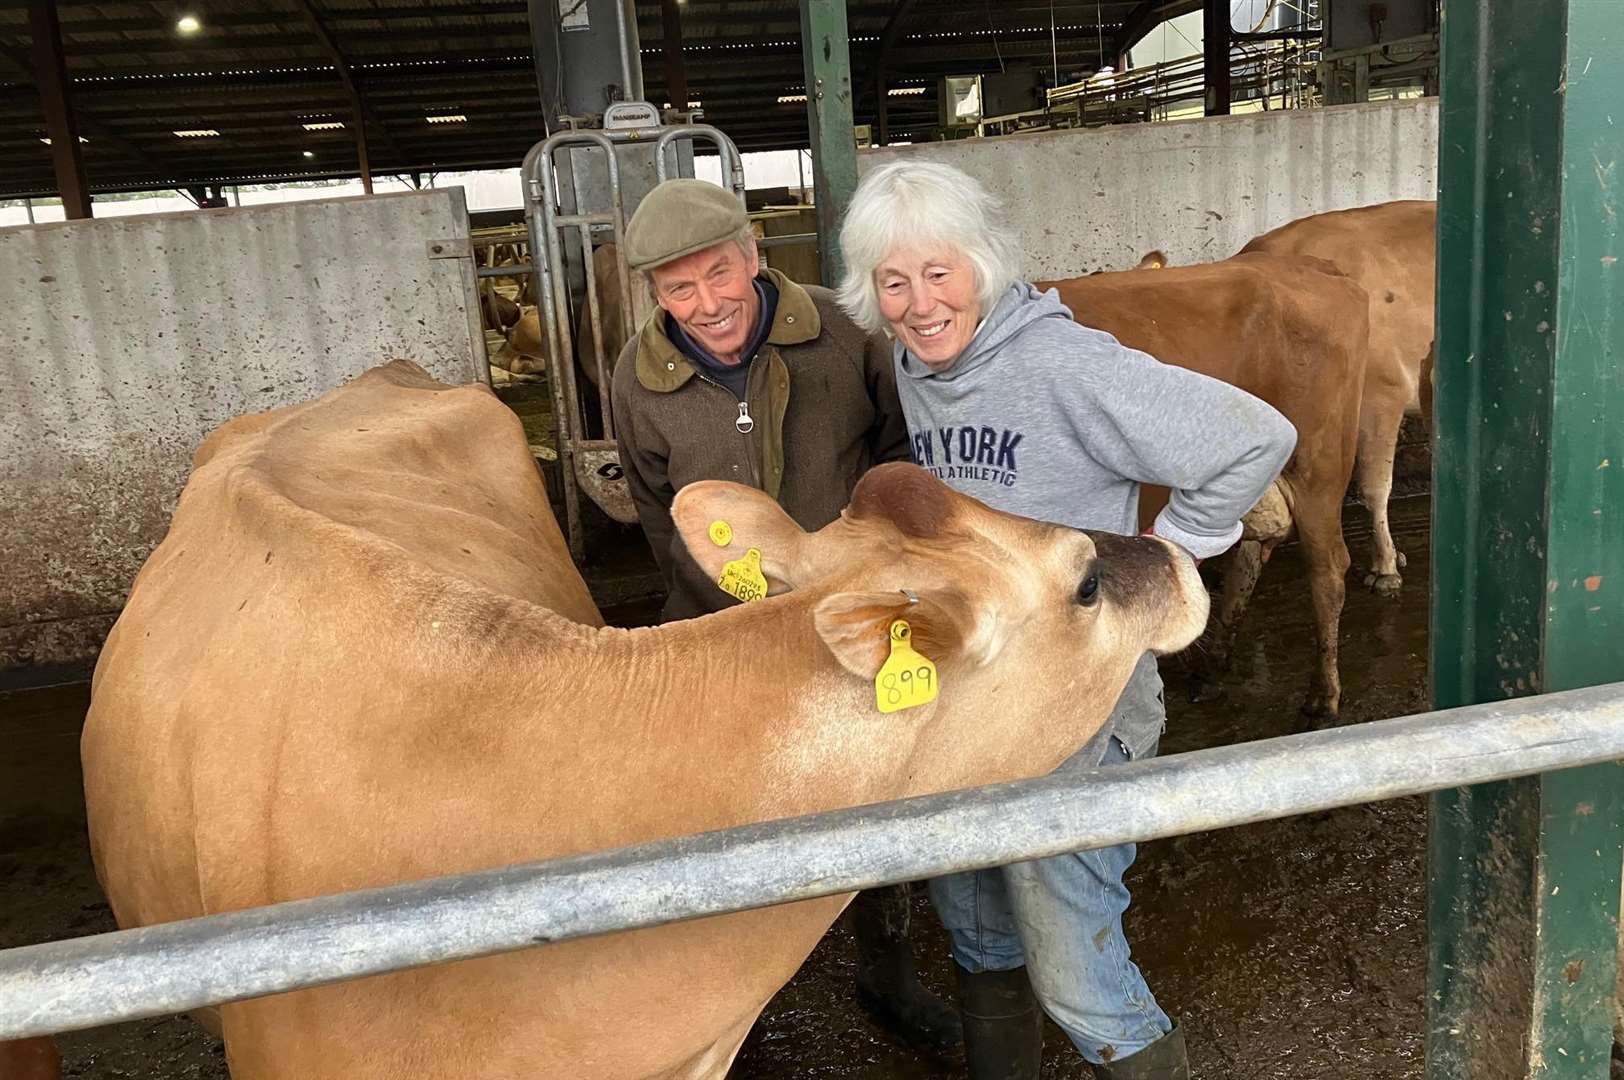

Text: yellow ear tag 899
xmin=876 ymin=619 xmax=939 ymax=714
xmin=717 ymin=547 xmax=769 ymax=603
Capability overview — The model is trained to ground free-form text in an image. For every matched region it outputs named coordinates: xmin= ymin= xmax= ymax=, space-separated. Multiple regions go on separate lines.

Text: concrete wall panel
xmin=1 ymin=189 xmax=486 ymax=681
xmin=858 ymin=99 xmax=1438 ymax=280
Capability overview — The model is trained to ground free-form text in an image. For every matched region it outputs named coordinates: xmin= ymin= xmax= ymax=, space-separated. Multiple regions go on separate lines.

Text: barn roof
xmin=0 ymin=0 xmax=1197 ymax=199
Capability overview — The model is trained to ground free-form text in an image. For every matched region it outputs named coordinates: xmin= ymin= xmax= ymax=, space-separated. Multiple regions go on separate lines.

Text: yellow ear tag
xmin=717 ymin=547 xmax=769 ymax=603
xmin=876 ymin=619 xmax=939 ymax=714
xmin=708 ymin=520 xmax=733 ymax=547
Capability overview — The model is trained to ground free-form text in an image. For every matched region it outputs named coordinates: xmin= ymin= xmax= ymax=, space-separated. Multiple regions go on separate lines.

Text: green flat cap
xmin=624 ymin=179 xmax=749 ymax=271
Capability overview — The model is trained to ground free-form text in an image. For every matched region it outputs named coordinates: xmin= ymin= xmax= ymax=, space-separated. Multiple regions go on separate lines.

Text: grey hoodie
xmin=894 ymin=282 xmax=1297 ymax=754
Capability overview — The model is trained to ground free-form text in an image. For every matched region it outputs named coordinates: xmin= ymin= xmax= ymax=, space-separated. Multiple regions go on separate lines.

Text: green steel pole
xmin=1428 ymin=2 xmax=1624 ymax=1078
xmin=798 ymin=0 xmax=859 ymax=288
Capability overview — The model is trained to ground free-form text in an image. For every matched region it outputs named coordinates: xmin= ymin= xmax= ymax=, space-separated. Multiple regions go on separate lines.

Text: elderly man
xmin=608 ymin=178 xmax=957 ymax=1056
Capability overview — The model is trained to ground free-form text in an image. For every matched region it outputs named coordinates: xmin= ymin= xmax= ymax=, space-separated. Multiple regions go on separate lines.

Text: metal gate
xmin=520 ymin=108 xmax=747 ymax=557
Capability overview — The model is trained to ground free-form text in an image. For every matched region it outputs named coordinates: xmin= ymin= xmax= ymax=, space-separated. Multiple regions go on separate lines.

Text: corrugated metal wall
xmin=860 ymin=99 xmax=1439 ymax=279
xmin=0 ymin=189 xmax=487 ymax=682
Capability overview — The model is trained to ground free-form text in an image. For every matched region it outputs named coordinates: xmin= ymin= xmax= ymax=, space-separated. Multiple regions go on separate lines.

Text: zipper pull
xmin=735 ymin=400 xmax=755 ymax=434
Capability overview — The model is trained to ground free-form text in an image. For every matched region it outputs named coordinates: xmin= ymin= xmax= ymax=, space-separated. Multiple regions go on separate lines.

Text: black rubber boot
xmin=1091 ymin=1022 xmax=1189 ymax=1080
xmin=850 ymin=884 xmax=964 ymax=1058
xmin=953 ymin=963 xmax=1044 ymax=1080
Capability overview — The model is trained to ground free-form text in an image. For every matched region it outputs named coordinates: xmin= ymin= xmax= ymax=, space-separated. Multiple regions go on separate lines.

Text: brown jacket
xmin=611 ymin=268 xmax=909 ymax=622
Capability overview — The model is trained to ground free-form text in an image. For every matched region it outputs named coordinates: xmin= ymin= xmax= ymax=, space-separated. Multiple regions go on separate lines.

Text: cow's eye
xmin=1076 ymin=573 xmax=1100 ymax=606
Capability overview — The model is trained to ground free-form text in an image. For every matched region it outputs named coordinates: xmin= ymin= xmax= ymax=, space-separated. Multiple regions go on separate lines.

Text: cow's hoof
xmin=1364 ymin=571 xmax=1403 ymax=597
xmin=1187 ymin=675 xmax=1227 ymax=704
xmin=1298 ymin=698 xmax=1339 ymax=728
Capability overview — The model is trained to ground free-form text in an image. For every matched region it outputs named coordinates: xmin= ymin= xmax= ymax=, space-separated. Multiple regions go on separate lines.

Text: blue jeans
xmin=928 ymin=733 xmax=1171 ymax=1065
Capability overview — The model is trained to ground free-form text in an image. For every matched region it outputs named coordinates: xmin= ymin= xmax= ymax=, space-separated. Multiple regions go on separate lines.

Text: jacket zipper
xmin=687 ymin=367 xmax=762 ymax=490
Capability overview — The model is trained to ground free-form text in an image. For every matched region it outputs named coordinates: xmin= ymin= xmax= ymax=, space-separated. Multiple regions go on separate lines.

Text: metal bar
xmin=611 ymin=0 xmax=642 ymax=103
xmin=478 ymin=262 xmax=536 ymax=279
xmin=3 ymin=685 xmax=1624 ymax=1041
xmin=579 ymin=222 xmax=613 ymax=436
xmin=799 ymin=0 xmax=859 ymax=288
xmin=28 ymin=0 xmax=91 ymax=219
xmin=755 ymin=232 xmax=818 ymax=249
xmin=1201 ymin=0 xmax=1231 ymax=115
xmin=874 ymin=0 xmax=921 ymax=146
xmin=523 ymin=141 xmax=584 ymax=557
xmin=660 ymin=0 xmax=687 ymax=109
xmin=552 ymin=212 xmax=618 ymax=226
xmin=1427 ymin=2 xmax=1624 ymax=1077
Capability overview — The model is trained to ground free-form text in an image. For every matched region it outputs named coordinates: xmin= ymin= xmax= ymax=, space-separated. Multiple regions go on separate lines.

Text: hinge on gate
xmin=425 ymin=238 xmax=473 ymax=260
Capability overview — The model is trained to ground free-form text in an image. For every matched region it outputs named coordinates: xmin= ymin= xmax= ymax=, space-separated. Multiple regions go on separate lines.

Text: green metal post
xmin=798 ymin=0 xmax=858 ymax=288
xmin=1429 ymin=2 xmax=1624 ymax=1078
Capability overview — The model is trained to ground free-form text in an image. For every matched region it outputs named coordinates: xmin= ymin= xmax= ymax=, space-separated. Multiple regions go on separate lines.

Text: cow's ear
xmin=812 ymin=588 xmax=1005 ymax=679
xmin=672 ymin=480 xmax=812 ymax=592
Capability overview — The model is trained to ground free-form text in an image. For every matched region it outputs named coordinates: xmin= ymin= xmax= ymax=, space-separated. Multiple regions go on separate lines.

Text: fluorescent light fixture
xmin=40 ymin=136 xmax=90 ymax=144
xmin=176 ymin=13 xmax=202 ymax=34
xmin=777 ymin=93 xmax=808 ymax=104
xmin=887 ymin=86 xmax=927 ymax=97
xmin=425 ymin=113 xmax=468 ymax=124
xmin=173 ymin=129 xmax=220 ymax=137
xmin=302 ymin=150 xmax=316 ymax=159
xmin=302 ymin=120 xmax=345 ymax=131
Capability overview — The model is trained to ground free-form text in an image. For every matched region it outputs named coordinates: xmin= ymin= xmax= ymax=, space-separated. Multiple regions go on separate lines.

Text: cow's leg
xmin=1355 ymin=399 xmax=1406 ymax=598
xmin=1187 ymin=539 xmax=1264 ymax=704
xmin=1187 ymin=484 xmax=1291 ymax=702
xmin=1293 ymin=497 xmax=1350 ymax=723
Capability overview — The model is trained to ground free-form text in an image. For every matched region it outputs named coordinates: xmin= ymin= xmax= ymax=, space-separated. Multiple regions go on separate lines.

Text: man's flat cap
xmin=624 ymin=179 xmax=749 ymax=271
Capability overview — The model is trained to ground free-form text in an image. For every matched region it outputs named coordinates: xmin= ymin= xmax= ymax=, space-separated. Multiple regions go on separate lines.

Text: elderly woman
xmin=838 ymin=161 xmax=1297 ymax=1080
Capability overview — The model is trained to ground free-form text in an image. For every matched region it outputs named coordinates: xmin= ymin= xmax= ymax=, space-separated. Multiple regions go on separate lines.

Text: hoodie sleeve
xmin=1053 ymin=332 xmax=1298 ymax=559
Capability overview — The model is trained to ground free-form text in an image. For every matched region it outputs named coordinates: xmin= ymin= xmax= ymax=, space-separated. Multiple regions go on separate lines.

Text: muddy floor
xmin=0 ymin=497 xmax=1431 ymax=1079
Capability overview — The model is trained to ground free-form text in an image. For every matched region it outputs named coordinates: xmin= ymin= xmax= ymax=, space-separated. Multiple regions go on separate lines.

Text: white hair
xmin=836 ymin=160 xmax=1021 ymax=335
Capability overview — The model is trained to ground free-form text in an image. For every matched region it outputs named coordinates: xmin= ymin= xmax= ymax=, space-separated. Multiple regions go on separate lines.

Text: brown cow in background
xmin=1241 ymin=200 xmax=1437 ymax=597
xmin=1040 ymin=251 xmax=1369 ymax=720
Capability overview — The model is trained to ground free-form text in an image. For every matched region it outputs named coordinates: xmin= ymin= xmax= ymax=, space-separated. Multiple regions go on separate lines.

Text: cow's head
xmin=672 ymin=463 xmax=1208 ymax=783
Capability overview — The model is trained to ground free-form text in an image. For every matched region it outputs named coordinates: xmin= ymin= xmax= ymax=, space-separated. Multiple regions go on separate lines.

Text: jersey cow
xmin=81 ymin=361 xmax=1208 ymax=1079
xmin=1241 ymin=200 xmax=1437 ymax=596
xmin=1039 ymin=252 xmax=1369 ymax=719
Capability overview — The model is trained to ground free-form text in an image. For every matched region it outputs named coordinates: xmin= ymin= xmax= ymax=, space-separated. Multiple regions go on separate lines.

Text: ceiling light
xmin=173 ymin=129 xmax=220 ymax=137
xmin=40 ymin=136 xmax=90 ymax=145
xmin=687 ymin=100 xmax=702 ymax=109
xmin=777 ymin=93 xmax=808 ymax=104
xmin=425 ymin=113 xmax=467 ymax=124
xmin=302 ymin=120 xmax=345 ymax=131
xmin=887 ymin=86 xmax=927 ymax=97
xmin=302 ymin=150 xmax=316 ymax=159
xmin=176 ymin=13 xmax=202 ymax=34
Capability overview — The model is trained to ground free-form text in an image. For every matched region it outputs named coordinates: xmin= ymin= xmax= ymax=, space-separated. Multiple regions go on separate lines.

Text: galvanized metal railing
xmin=2 ymin=682 xmax=1623 ymax=1040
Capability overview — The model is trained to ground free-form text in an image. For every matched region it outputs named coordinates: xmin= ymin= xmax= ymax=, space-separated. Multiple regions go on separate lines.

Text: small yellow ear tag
xmin=708 ymin=520 xmax=733 ymax=547
xmin=717 ymin=547 xmax=769 ymax=603
xmin=876 ymin=619 xmax=939 ymax=714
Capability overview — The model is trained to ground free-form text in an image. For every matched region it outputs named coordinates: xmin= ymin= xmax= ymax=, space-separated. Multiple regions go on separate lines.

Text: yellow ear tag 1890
xmin=876 ymin=619 xmax=939 ymax=714
xmin=717 ymin=547 xmax=769 ymax=603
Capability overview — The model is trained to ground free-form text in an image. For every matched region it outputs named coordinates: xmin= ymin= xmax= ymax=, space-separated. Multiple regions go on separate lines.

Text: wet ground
xmin=0 ymin=496 xmax=1432 ymax=1079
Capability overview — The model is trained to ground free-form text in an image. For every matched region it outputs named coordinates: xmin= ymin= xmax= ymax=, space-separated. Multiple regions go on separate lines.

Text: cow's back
xmin=1242 ymin=200 xmax=1435 ymax=405
xmin=1040 ymin=253 xmax=1370 ymax=496
xmin=83 ymin=361 xmax=602 ymax=933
